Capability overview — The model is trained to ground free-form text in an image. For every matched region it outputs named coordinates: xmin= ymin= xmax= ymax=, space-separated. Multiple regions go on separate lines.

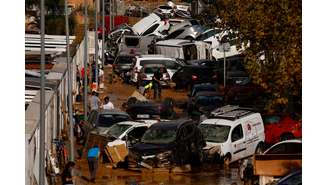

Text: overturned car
xmin=128 ymin=119 xmax=206 ymax=169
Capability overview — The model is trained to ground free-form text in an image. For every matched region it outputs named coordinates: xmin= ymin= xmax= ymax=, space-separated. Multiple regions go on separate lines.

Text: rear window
xmin=266 ymin=142 xmax=302 ymax=154
xmin=97 ymin=114 xmax=130 ymax=127
xmin=195 ymin=96 xmax=224 ymax=106
xmin=117 ymin=56 xmax=134 ymax=64
xmin=140 ymin=59 xmax=179 ymax=69
xmin=144 ymin=67 xmax=166 ymax=74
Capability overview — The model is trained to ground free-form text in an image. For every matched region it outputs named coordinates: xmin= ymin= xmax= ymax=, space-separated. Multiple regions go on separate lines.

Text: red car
xmin=263 ymin=114 xmax=302 ymax=144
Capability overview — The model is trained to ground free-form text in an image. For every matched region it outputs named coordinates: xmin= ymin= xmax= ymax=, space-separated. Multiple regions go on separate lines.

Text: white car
xmin=198 ymin=105 xmax=265 ymax=165
xmin=196 ymin=28 xmax=221 ymax=49
xmin=106 ymin=121 xmax=156 ymax=148
xmin=132 ymin=13 xmax=170 ymax=38
xmin=154 ymin=5 xmax=175 ymax=17
xmin=130 ymin=55 xmax=181 ymax=83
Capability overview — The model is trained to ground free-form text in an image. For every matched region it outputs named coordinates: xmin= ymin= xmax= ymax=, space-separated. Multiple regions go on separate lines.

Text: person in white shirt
xmin=102 ymin=96 xmax=114 ymax=110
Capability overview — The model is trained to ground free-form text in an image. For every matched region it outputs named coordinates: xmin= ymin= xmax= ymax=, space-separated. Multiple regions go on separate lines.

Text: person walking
xmin=102 ymin=96 xmax=114 ymax=110
xmin=152 ymin=68 xmax=164 ymax=100
xmin=89 ymin=91 xmax=101 ymax=111
xmin=61 ymin=161 xmax=76 ymax=185
xmin=87 ymin=145 xmax=100 ymax=183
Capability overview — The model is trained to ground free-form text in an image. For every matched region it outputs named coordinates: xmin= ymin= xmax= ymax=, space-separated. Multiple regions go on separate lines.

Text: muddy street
xmin=71 ymin=66 xmax=244 ymax=185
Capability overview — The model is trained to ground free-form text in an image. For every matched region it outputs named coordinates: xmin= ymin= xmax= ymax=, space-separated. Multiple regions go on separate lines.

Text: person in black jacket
xmin=152 ymin=68 xmax=164 ymax=100
xmin=61 ymin=161 xmax=75 ymax=185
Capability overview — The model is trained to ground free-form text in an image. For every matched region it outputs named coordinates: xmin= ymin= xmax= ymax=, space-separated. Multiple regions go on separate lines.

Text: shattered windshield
xmin=198 ymin=124 xmax=231 ymax=143
xmin=141 ymin=128 xmax=176 ymax=144
xmin=107 ymin=124 xmax=132 ymax=139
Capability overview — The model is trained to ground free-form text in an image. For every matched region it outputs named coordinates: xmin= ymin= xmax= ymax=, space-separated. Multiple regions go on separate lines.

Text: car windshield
xmin=108 ymin=124 xmax=132 ymax=139
xmin=117 ymin=56 xmax=134 ymax=64
xmin=198 ymin=124 xmax=231 ymax=143
xmin=97 ymin=114 xmax=130 ymax=127
xmin=141 ymin=128 xmax=176 ymax=144
xmin=195 ymin=96 xmax=224 ymax=106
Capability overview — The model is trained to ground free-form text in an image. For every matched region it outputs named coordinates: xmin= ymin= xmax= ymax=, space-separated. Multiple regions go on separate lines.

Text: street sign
xmin=218 ymin=42 xmax=231 ymax=52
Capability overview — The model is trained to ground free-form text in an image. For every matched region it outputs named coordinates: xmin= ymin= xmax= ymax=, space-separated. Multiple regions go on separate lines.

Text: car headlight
xmin=208 ymin=145 xmax=221 ymax=156
xmin=156 ymin=151 xmax=172 ymax=160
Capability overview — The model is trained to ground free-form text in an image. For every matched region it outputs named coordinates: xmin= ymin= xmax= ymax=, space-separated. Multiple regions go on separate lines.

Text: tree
xmin=209 ymin=0 xmax=301 ymax=113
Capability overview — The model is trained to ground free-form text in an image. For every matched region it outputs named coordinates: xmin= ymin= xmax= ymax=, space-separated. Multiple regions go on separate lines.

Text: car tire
xmin=280 ymin=133 xmax=294 ymax=141
xmin=223 ymin=154 xmax=231 ymax=168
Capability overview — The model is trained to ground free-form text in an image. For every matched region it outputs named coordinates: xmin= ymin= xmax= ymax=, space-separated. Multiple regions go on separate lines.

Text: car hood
xmin=132 ymin=142 xmax=175 ymax=156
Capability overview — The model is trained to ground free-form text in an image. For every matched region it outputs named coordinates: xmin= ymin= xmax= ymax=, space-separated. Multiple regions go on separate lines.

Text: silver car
xmin=166 ymin=25 xmax=205 ymax=40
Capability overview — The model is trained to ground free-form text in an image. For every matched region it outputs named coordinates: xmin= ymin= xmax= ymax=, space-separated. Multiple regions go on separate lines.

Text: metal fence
xmin=25 ymin=32 xmax=95 ymax=185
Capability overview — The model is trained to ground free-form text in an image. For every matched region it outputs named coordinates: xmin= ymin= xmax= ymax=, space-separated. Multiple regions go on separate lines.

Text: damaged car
xmin=126 ymin=98 xmax=175 ymax=120
xmin=198 ymin=105 xmax=265 ymax=166
xmin=128 ymin=119 xmax=206 ymax=169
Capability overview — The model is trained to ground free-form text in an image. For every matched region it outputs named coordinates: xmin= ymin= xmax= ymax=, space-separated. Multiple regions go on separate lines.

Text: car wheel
xmin=223 ymin=155 xmax=231 ymax=168
xmin=280 ymin=133 xmax=294 ymax=141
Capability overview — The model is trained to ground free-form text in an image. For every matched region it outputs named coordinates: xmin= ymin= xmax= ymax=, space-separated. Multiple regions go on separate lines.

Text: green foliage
xmin=45 ymin=15 xmax=76 ymax=35
xmin=210 ymin=0 xmax=301 ymax=113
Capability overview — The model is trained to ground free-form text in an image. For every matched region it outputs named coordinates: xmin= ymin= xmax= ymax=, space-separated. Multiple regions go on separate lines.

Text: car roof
xmin=264 ymin=139 xmax=302 ymax=154
xmin=137 ymin=55 xmax=176 ymax=61
xmin=149 ymin=119 xmax=192 ymax=130
xmin=99 ymin=109 xmax=129 ymax=115
xmin=200 ymin=118 xmax=235 ymax=127
xmin=195 ymin=91 xmax=222 ymax=97
xmin=115 ymin=120 xmax=152 ymax=127
xmin=193 ymin=83 xmax=216 ymax=89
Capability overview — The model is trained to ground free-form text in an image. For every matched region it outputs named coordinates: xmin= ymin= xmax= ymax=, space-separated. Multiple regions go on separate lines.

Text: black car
xmin=187 ymin=57 xmax=249 ymax=85
xmin=126 ymin=98 xmax=175 ymax=120
xmin=188 ymin=83 xmax=217 ymax=98
xmin=129 ymin=119 xmax=206 ymax=168
xmin=88 ymin=109 xmax=131 ymax=128
xmin=187 ymin=91 xmax=225 ymax=119
xmin=172 ymin=65 xmax=219 ymax=90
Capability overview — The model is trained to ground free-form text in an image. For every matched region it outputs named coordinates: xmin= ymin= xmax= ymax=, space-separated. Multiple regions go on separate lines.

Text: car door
xmin=125 ymin=126 xmax=149 ymax=148
xmin=230 ymin=124 xmax=246 ymax=162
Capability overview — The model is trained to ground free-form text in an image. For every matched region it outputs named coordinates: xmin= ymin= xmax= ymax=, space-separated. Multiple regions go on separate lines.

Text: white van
xmin=198 ymin=105 xmax=265 ymax=165
xmin=154 ymin=39 xmax=211 ymax=60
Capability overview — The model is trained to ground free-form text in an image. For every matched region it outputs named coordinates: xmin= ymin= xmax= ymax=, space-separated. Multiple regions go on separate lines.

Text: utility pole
xmin=223 ymin=49 xmax=226 ymax=87
xmin=102 ymin=0 xmax=105 ymax=67
xmin=65 ymin=0 xmax=75 ymax=161
xmin=95 ymin=0 xmax=99 ymax=86
xmin=84 ymin=0 xmax=89 ymax=121
xmin=39 ymin=0 xmax=45 ymax=184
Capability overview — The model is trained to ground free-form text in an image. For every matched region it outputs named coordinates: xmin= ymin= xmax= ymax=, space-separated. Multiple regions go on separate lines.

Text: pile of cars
xmin=91 ymin=1 xmax=302 ymax=183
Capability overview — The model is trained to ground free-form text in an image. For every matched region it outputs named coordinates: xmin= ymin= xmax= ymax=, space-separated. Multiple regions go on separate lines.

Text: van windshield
xmin=198 ymin=124 xmax=230 ymax=143
xmin=141 ymin=128 xmax=176 ymax=144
